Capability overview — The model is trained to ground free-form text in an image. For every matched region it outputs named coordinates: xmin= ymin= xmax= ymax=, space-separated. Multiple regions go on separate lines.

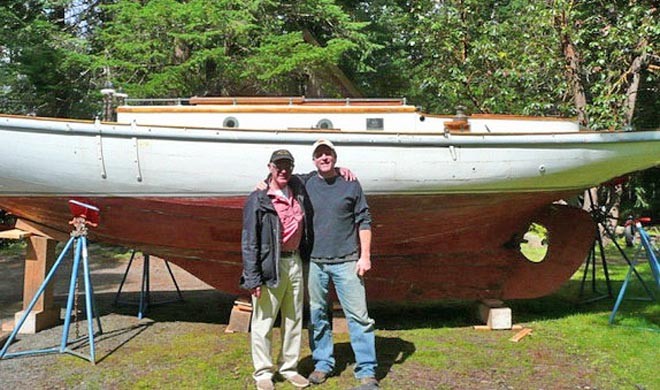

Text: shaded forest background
xmin=0 ymin=0 xmax=657 ymax=218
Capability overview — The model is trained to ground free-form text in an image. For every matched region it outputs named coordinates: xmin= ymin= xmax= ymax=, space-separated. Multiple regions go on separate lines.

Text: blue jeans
xmin=308 ymin=260 xmax=377 ymax=379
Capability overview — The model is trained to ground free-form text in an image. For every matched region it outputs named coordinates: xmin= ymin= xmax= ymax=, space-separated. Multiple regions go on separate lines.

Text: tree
xmin=552 ymin=0 xmax=659 ymax=130
xmin=0 ymin=1 xmax=102 ymax=118
xmin=92 ymin=0 xmax=374 ymax=98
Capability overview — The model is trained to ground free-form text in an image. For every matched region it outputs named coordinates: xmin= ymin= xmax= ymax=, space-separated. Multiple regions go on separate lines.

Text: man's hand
xmin=356 ymin=229 xmax=372 ymax=277
xmin=337 ymin=167 xmax=357 ymax=181
xmin=356 ymin=257 xmax=371 ymax=277
xmin=251 ymin=286 xmax=261 ymax=298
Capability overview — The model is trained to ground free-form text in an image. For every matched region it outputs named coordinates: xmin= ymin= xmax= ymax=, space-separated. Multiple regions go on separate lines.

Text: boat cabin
xmin=116 ymin=96 xmax=580 ymax=134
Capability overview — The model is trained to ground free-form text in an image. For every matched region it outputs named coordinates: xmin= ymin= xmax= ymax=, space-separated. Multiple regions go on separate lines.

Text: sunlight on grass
xmin=520 ymin=223 xmax=548 ymax=263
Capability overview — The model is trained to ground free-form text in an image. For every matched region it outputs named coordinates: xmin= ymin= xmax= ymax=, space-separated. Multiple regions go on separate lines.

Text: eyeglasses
xmin=271 ymin=162 xmax=294 ymax=171
xmin=313 ymin=150 xmax=334 ymax=159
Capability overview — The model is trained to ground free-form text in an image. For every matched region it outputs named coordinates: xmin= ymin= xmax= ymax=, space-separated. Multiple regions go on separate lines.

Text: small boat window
xmin=316 ymin=119 xmax=333 ymax=129
xmin=223 ymin=117 xmax=239 ymax=128
xmin=366 ymin=118 xmax=384 ymax=130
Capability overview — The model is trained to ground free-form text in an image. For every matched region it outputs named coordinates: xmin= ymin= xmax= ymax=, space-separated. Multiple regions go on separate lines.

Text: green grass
xmin=4 ymin=237 xmax=659 ymax=389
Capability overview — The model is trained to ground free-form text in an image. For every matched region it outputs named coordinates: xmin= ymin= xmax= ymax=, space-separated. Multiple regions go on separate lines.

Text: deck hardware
xmin=132 ymin=137 xmax=143 ymax=182
xmin=538 ymin=165 xmax=546 ymax=174
xmin=449 ymin=145 xmax=458 ymax=161
xmin=366 ymin=118 xmax=384 ymax=131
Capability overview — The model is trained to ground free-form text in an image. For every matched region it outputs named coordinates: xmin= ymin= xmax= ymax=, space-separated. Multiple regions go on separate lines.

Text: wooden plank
xmin=15 ymin=219 xmax=68 ymax=241
xmin=0 ymin=228 xmax=32 ymax=239
xmin=510 ymin=328 xmax=533 ymax=342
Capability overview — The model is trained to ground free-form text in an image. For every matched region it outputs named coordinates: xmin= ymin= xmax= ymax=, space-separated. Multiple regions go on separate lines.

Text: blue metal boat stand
xmin=0 ymin=215 xmax=103 ymax=364
xmin=609 ymin=220 xmax=659 ymax=324
xmin=114 ymin=250 xmax=184 ymax=320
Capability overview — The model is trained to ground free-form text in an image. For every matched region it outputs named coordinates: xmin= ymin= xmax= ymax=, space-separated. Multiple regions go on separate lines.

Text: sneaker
xmin=350 ymin=377 xmax=379 ymax=390
xmin=307 ymin=370 xmax=328 ymax=385
xmin=286 ymin=374 xmax=310 ymax=388
xmin=256 ymin=378 xmax=274 ymax=390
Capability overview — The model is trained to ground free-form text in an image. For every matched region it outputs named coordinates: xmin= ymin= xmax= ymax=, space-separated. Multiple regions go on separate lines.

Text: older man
xmin=305 ymin=140 xmax=378 ymax=390
xmin=241 ymin=149 xmax=311 ymax=390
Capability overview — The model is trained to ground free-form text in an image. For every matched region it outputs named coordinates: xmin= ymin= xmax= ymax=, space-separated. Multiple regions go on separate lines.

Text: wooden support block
xmin=0 ymin=228 xmax=32 ymax=240
xmin=14 ymin=308 xmax=61 ymax=334
xmin=1 ymin=319 xmax=14 ymax=332
xmin=225 ymin=299 xmax=252 ymax=333
xmin=8 ymin=235 xmax=62 ymax=334
xmin=478 ymin=300 xmax=512 ymax=330
xmin=510 ymin=328 xmax=533 ymax=342
xmin=15 ymin=219 xmax=68 ymax=241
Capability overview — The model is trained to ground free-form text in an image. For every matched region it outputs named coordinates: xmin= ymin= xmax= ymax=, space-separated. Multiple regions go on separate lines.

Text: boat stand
xmin=609 ymin=220 xmax=659 ymax=324
xmin=114 ymin=250 xmax=183 ymax=319
xmin=579 ymin=190 xmax=614 ymax=302
xmin=0 ymin=213 xmax=103 ymax=364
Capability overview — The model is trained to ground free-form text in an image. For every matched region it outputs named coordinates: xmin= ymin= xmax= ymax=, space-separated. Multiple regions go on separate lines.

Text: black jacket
xmin=240 ymin=175 xmax=312 ymax=290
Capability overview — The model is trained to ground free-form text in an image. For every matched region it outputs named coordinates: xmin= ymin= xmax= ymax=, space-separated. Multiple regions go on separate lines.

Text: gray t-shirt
xmin=304 ymin=174 xmax=372 ymax=262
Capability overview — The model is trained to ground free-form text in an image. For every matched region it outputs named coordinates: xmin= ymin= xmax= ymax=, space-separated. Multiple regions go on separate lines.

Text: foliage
xmin=401 ymin=0 xmax=573 ymax=116
xmin=93 ymin=0 xmax=373 ymax=97
xmin=0 ymin=1 xmax=102 ymax=118
xmin=0 ymin=209 xmax=15 ymax=248
xmin=555 ymin=0 xmax=659 ymax=130
xmin=619 ymin=167 xmax=660 ymax=221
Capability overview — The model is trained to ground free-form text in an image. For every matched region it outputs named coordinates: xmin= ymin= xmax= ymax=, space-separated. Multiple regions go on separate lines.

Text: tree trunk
xmin=554 ymin=8 xmax=588 ymax=128
xmin=623 ymin=50 xmax=648 ymax=126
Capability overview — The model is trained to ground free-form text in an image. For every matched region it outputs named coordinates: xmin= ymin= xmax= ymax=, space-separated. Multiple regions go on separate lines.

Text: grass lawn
xmin=1 ymin=235 xmax=658 ymax=389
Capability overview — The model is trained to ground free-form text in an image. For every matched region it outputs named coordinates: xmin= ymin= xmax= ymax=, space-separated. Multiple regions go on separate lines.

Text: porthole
xmin=316 ymin=119 xmax=333 ymax=129
xmin=223 ymin=116 xmax=239 ymax=128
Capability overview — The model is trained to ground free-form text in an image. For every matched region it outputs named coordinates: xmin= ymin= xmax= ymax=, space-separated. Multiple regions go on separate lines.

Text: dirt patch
xmin=0 ymin=243 xmax=237 ymax=388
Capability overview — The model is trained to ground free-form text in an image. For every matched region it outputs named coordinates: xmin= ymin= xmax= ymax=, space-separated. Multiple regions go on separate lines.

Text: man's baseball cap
xmin=312 ymin=139 xmax=336 ymax=156
xmin=270 ymin=149 xmax=294 ymax=163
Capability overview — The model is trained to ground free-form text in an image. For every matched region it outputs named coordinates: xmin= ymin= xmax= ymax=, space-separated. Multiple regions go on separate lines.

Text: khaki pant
xmin=251 ymin=252 xmax=304 ymax=381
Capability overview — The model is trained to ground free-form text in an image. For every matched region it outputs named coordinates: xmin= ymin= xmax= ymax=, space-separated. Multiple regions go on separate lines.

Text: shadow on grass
xmin=48 ymin=289 xmax=238 ymax=326
xmin=297 ymin=335 xmax=416 ymax=381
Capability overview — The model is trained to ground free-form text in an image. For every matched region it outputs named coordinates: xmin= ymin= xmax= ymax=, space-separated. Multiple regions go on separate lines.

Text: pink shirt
xmin=267 ymin=186 xmax=304 ymax=251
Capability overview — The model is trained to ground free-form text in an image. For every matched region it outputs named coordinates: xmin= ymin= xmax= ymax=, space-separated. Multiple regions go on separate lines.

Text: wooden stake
xmin=510 ymin=328 xmax=533 ymax=342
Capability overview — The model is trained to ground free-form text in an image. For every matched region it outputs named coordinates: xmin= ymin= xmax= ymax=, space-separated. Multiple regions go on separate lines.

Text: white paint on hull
xmin=0 ymin=114 xmax=658 ymax=196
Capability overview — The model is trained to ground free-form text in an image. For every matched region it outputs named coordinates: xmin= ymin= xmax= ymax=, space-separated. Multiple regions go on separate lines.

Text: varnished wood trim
xmin=117 ymin=105 xmax=417 ymax=114
xmin=188 ymin=96 xmax=404 ymax=106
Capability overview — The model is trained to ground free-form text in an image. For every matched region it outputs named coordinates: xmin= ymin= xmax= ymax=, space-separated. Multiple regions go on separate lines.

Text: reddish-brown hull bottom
xmin=0 ymin=192 xmax=595 ymax=302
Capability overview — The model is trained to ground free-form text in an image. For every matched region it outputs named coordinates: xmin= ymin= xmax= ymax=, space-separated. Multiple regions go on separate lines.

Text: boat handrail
xmin=188 ymin=96 xmax=407 ymax=106
xmin=124 ymin=98 xmax=191 ymax=106
xmin=121 ymin=96 xmax=409 ymax=107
